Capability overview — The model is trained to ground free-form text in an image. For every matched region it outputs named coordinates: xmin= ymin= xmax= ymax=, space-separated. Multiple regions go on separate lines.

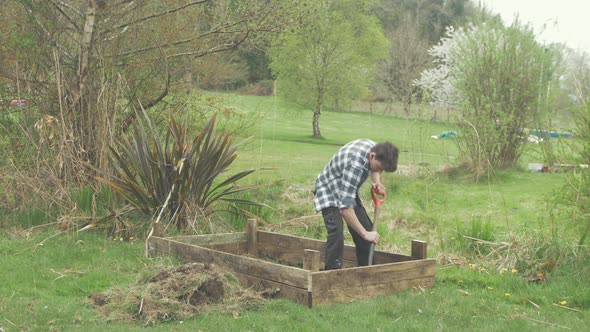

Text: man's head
xmin=369 ymin=142 xmax=398 ymax=173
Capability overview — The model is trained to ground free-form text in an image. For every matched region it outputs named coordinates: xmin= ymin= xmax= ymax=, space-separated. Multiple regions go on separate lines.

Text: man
xmin=314 ymin=139 xmax=398 ymax=270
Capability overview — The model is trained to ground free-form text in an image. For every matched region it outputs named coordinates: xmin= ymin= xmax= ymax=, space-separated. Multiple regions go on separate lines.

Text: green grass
xmin=1 ymin=231 xmax=587 ymax=331
xmin=0 ymin=231 xmax=170 ymax=331
xmin=0 ymin=94 xmax=588 ymax=331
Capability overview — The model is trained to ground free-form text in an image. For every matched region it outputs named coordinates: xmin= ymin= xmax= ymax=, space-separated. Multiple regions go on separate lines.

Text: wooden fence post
xmin=246 ymin=218 xmax=258 ymax=257
xmin=303 ymin=249 xmax=321 ymax=272
xmin=152 ymin=222 xmax=165 ymax=237
xmin=411 ymin=240 xmax=427 ymax=260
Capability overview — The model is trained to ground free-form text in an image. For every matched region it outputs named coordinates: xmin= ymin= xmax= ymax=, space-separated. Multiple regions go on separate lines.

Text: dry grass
xmin=89 ymin=262 xmax=265 ymax=325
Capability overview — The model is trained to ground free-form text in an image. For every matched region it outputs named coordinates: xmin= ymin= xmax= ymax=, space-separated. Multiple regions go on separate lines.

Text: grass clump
xmin=89 ymin=263 xmax=264 ymax=325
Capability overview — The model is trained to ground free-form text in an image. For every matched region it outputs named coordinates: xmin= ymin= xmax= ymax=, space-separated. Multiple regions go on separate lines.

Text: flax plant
xmin=96 ymin=112 xmax=268 ymax=231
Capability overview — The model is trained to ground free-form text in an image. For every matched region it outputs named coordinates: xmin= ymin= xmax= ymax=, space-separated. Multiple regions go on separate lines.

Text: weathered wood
xmin=246 ymin=218 xmax=258 ymax=257
xmin=411 ymin=240 xmax=428 ymax=260
xmin=311 ymin=259 xmax=436 ymax=291
xmin=257 ymin=242 xmax=309 ymax=266
xmin=148 ymin=237 xmax=309 ymax=289
xmin=169 ymin=233 xmax=247 ymax=246
xmin=257 ymin=241 xmax=330 ymax=267
xmin=311 ymin=276 xmax=435 ymax=306
xmin=149 ymin=234 xmax=436 ymax=308
xmin=258 ymin=231 xmax=413 ymax=265
xmin=303 ymin=249 xmax=321 ymax=272
xmin=256 ymin=242 xmax=372 ymax=268
xmin=152 ymin=222 xmax=165 ymax=237
xmin=372 ymin=251 xmax=415 ymax=264
xmin=201 ymin=242 xmax=248 ymax=255
xmin=165 ymin=235 xmax=248 ymax=256
xmin=258 ymin=231 xmax=325 ymax=251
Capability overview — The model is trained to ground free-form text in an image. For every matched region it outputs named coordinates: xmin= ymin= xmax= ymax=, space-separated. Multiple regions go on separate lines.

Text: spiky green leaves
xmin=96 ymin=112 xmax=265 ymax=229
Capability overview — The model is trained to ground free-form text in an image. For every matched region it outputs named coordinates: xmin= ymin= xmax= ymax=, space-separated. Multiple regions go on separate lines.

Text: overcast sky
xmin=480 ymin=0 xmax=590 ymax=54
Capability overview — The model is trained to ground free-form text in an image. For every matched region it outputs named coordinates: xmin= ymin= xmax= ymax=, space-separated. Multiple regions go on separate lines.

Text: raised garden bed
xmin=147 ymin=219 xmax=436 ymax=307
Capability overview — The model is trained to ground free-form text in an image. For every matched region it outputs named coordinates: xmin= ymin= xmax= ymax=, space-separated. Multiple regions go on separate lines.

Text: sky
xmin=480 ymin=0 xmax=590 ymax=54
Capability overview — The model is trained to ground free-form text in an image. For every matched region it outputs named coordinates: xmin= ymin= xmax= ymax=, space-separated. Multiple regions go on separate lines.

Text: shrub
xmin=551 ymin=101 xmax=590 ymax=245
xmin=96 ymin=112 xmax=269 ymax=232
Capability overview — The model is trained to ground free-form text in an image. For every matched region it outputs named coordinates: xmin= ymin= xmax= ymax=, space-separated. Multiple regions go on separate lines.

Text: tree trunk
xmin=313 ymin=108 xmax=321 ymax=138
xmin=69 ymin=0 xmax=96 ymax=112
xmin=313 ymin=89 xmax=324 ymax=138
xmin=62 ymin=0 xmax=99 ymax=182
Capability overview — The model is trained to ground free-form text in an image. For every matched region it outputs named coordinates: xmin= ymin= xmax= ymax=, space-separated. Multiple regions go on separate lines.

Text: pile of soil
xmin=89 ymin=262 xmax=264 ymax=324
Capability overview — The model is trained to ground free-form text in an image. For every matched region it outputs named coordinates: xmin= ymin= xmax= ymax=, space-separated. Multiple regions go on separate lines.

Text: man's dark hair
xmin=372 ymin=142 xmax=398 ymax=172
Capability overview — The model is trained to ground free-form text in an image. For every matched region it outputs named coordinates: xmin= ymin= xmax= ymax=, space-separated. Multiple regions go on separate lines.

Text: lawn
xmin=0 ymin=94 xmax=588 ymax=331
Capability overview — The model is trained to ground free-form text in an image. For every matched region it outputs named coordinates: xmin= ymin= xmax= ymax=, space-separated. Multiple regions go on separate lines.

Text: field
xmin=0 ymin=94 xmax=588 ymax=331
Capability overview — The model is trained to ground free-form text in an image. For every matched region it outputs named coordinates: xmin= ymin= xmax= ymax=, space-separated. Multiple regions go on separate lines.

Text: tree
xmin=415 ymin=21 xmax=558 ymax=175
xmin=373 ymin=0 xmax=477 ymax=44
xmin=413 ymin=26 xmax=462 ymax=110
xmin=377 ymin=17 xmax=430 ymax=115
xmin=563 ymin=48 xmax=590 ymax=105
xmin=268 ymin=0 xmax=388 ymax=138
xmin=552 ymin=100 xmax=590 ymax=245
xmin=371 ymin=0 xmax=482 ymax=116
xmin=0 ymin=0 xmax=308 ymax=183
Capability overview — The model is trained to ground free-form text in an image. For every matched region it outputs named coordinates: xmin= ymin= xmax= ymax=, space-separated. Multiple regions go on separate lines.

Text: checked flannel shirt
xmin=314 ymin=139 xmax=375 ymax=212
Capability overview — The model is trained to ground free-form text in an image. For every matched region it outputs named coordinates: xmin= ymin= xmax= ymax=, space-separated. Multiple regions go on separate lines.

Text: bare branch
xmin=103 ymin=0 xmax=210 ymax=34
xmin=167 ymin=31 xmax=250 ymax=59
xmin=113 ymin=19 xmax=244 ymax=59
xmin=118 ymin=62 xmax=170 ymax=134
xmin=52 ymin=0 xmax=84 ymax=17
xmin=141 ymin=70 xmax=170 ymax=110
xmin=48 ymin=0 xmax=81 ymax=30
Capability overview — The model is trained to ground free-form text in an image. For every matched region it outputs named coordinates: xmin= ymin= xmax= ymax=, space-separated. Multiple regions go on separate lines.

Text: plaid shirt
xmin=314 ymin=139 xmax=375 ymax=212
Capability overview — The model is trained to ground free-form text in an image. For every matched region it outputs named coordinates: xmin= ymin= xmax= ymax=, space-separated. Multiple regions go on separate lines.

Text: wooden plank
xmin=258 ymin=231 xmax=413 ymax=264
xmin=257 ymin=242 xmax=353 ymax=268
xmin=311 ymin=276 xmax=435 ymax=306
xmin=257 ymin=241 xmax=412 ymax=267
xmin=158 ymin=233 xmax=418 ymax=266
xmin=147 ymin=236 xmax=171 ymax=257
xmin=246 ymin=219 xmax=258 ymax=257
xmin=202 ymin=242 xmax=248 ymax=255
xmin=169 ymin=233 xmax=247 ymax=246
xmin=169 ymin=232 xmax=418 ymax=265
xmin=311 ymin=259 xmax=436 ymax=292
xmin=152 ymin=222 xmax=165 ymax=237
xmin=258 ymin=231 xmax=325 ymax=251
xmin=152 ymin=237 xmax=309 ymax=289
xmin=257 ymin=242 xmax=307 ymax=267
xmin=149 ymin=236 xmax=436 ymax=307
xmin=232 ymin=273 xmax=311 ymax=307
xmin=411 ymin=240 xmax=427 ymax=259
xmin=257 ymin=241 xmax=412 ymax=270
xmin=373 ymin=251 xmax=414 ymax=264
xmin=303 ymin=249 xmax=321 ymax=272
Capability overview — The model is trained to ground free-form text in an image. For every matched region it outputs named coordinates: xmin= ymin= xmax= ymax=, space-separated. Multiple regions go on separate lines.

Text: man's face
xmin=369 ymin=152 xmax=383 ymax=173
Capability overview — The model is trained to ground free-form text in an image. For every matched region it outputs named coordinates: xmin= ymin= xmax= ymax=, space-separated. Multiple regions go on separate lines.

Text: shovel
xmin=368 ymin=187 xmax=386 ymax=266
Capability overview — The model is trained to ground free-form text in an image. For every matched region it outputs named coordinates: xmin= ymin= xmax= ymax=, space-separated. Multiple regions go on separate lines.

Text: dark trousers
xmin=321 ymin=196 xmax=373 ymax=270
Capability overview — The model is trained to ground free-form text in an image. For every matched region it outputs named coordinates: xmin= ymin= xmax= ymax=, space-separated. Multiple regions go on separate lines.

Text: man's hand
xmin=340 ymin=208 xmax=380 ymax=244
xmin=363 ymin=230 xmax=380 ymax=244
xmin=372 ymin=182 xmax=386 ymax=196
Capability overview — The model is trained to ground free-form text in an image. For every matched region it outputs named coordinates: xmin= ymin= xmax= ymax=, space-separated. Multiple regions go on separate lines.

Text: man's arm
xmin=370 ymin=170 xmax=385 ymax=195
xmin=340 ymin=207 xmax=379 ymax=243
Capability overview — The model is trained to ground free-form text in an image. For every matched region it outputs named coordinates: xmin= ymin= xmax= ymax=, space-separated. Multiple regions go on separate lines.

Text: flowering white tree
xmin=413 ymin=26 xmax=463 ymax=109
xmin=415 ymin=21 xmax=558 ymax=176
